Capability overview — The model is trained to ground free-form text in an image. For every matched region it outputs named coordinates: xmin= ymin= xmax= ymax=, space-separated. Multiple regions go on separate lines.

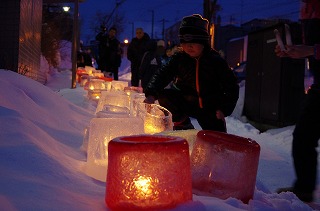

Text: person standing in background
xmin=95 ymin=25 xmax=108 ymax=72
xmin=139 ymin=39 xmax=166 ymax=91
xmin=104 ymin=27 xmax=122 ymax=80
xmin=275 ymin=0 xmax=320 ymax=203
xmin=127 ymin=28 xmax=150 ymax=86
xmin=77 ymin=41 xmax=93 ymax=68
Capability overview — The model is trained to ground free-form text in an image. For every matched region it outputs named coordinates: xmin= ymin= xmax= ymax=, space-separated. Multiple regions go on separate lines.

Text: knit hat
xmin=157 ymin=40 xmax=165 ymax=47
xmin=179 ymin=14 xmax=210 ymax=45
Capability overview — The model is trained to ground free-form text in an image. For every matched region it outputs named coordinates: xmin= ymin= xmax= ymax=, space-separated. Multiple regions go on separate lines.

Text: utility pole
xmin=129 ymin=22 xmax=134 ymax=40
xmin=151 ymin=10 xmax=154 ymax=39
xmin=105 ymin=0 xmax=126 ymax=27
xmin=71 ymin=0 xmax=79 ymax=89
xmin=160 ymin=18 xmax=169 ymax=40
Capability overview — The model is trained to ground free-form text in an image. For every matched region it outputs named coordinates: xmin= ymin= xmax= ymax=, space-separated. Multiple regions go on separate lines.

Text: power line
xmin=218 ymin=0 xmax=300 ymax=25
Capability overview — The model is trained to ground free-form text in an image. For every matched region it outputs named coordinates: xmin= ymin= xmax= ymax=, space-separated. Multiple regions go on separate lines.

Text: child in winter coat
xmin=144 ymin=14 xmax=239 ymax=131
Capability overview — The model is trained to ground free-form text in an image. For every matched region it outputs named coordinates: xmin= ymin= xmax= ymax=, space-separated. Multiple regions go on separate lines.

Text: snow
xmin=0 ymin=55 xmax=319 ymax=210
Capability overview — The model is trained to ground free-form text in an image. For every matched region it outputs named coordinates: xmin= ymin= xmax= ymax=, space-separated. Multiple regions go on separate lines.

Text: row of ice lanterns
xmin=77 ymin=66 xmax=261 ymax=210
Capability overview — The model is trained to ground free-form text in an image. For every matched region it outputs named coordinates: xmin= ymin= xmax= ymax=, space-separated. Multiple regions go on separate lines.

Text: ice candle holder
xmin=111 ymin=80 xmax=128 ymax=91
xmin=190 ymin=130 xmax=260 ymax=203
xmin=85 ymin=118 xmax=144 ymax=182
xmin=137 ymin=103 xmax=173 ymax=134
xmin=84 ymin=78 xmax=106 ymax=90
xmin=105 ymin=134 xmax=192 ymax=210
xmin=95 ymin=91 xmax=130 ymax=114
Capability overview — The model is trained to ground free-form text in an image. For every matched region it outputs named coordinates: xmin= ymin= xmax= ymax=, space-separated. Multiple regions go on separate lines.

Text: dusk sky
xmin=77 ymin=0 xmax=300 ymax=44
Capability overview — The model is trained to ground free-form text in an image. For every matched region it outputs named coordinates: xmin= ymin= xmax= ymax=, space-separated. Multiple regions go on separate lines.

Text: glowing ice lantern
xmin=124 ymin=86 xmax=143 ymax=94
xmin=96 ymin=104 xmax=130 ymax=118
xmin=80 ymin=75 xmax=90 ymax=87
xmin=87 ymin=90 xmax=102 ymax=102
xmin=76 ymin=70 xmax=88 ymax=83
xmin=111 ymin=80 xmax=128 ymax=91
xmin=190 ymin=130 xmax=260 ymax=203
xmin=84 ymin=65 xmax=95 ymax=75
xmin=85 ymin=117 xmax=144 ymax=182
xmin=85 ymin=78 xmax=106 ymax=90
xmin=95 ymin=91 xmax=130 ymax=114
xmin=130 ymin=93 xmax=146 ymax=116
xmin=105 ymin=135 xmax=192 ymax=210
xmin=137 ymin=103 xmax=173 ymax=134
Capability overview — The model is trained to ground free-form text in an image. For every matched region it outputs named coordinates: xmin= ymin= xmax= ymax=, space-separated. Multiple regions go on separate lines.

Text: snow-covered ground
xmin=0 ymin=47 xmax=319 ymax=210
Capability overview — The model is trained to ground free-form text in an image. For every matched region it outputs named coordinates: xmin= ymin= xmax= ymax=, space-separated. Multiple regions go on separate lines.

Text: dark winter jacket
xmin=144 ymin=47 xmax=239 ymax=117
xmin=127 ymin=33 xmax=151 ymax=68
xmin=139 ymin=40 xmax=164 ymax=90
xmin=96 ymin=33 xmax=122 ymax=68
xmin=105 ymin=37 xmax=122 ymax=68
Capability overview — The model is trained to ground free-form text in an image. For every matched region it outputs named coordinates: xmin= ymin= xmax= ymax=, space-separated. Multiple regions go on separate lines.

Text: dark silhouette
xmin=127 ymin=28 xmax=150 ymax=86
xmin=275 ymin=0 xmax=320 ymax=203
xmin=96 ymin=26 xmax=122 ymax=80
xmin=139 ymin=39 xmax=166 ymax=91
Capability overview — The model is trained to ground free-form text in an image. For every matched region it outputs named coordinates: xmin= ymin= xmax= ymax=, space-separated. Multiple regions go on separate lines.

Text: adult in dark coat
xmin=139 ymin=39 xmax=166 ymax=91
xmin=127 ymin=28 xmax=150 ymax=86
xmin=95 ymin=25 xmax=108 ymax=72
xmin=275 ymin=0 xmax=320 ymax=203
xmin=96 ymin=27 xmax=122 ymax=80
xmin=105 ymin=27 xmax=122 ymax=80
xmin=144 ymin=14 xmax=239 ymax=131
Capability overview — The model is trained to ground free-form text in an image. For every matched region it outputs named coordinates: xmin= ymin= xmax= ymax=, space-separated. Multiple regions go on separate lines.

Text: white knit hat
xmin=157 ymin=40 xmax=165 ymax=47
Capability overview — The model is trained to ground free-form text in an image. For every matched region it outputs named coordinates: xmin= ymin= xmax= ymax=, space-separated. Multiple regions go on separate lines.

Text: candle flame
xmin=131 ymin=175 xmax=159 ymax=200
xmin=134 ymin=176 xmax=152 ymax=194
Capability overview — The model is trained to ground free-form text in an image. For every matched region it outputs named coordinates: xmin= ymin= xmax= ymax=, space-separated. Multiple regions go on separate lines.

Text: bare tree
xmin=88 ymin=11 xmax=125 ymax=40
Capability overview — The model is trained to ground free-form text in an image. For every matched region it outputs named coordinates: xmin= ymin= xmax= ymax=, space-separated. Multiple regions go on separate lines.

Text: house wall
xmin=19 ymin=0 xmax=44 ymax=83
xmin=0 ymin=0 xmax=44 ymax=83
xmin=0 ymin=0 xmax=20 ymax=72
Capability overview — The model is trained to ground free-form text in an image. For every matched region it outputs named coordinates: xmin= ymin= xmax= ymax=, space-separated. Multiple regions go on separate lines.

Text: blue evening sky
xmin=78 ymin=0 xmax=300 ymax=44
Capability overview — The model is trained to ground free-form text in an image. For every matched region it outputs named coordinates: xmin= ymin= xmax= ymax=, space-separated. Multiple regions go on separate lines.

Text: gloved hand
xmin=216 ymin=110 xmax=225 ymax=120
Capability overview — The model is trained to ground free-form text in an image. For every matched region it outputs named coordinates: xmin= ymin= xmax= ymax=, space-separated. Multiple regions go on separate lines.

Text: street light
xmin=62 ymin=6 xmax=70 ymax=12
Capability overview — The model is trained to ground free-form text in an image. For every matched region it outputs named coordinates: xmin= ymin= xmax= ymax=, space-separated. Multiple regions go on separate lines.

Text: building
xmin=0 ymin=0 xmax=43 ymax=82
xmin=0 ymin=0 xmax=83 ymax=84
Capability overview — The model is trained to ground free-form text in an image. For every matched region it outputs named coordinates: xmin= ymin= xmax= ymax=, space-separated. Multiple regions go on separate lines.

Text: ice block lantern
xmin=87 ymin=90 xmax=101 ymax=102
xmin=96 ymin=104 xmax=130 ymax=118
xmin=105 ymin=135 xmax=192 ymax=210
xmin=84 ymin=78 xmax=106 ymax=91
xmin=84 ymin=65 xmax=95 ymax=75
xmin=85 ymin=117 xmax=144 ymax=182
xmin=190 ymin=130 xmax=260 ymax=203
xmin=130 ymin=92 xmax=145 ymax=116
xmin=80 ymin=75 xmax=90 ymax=87
xmin=124 ymin=86 xmax=143 ymax=94
xmin=137 ymin=103 xmax=173 ymax=134
xmin=111 ymin=80 xmax=128 ymax=91
xmin=76 ymin=68 xmax=88 ymax=83
xmin=95 ymin=91 xmax=130 ymax=114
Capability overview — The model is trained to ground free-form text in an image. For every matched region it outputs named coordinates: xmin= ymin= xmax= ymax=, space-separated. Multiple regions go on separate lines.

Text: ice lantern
xmin=85 ymin=118 xmax=144 ymax=182
xmin=190 ymin=130 xmax=260 ymax=203
xmin=137 ymin=103 xmax=173 ymax=134
xmin=105 ymin=135 xmax=192 ymax=211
